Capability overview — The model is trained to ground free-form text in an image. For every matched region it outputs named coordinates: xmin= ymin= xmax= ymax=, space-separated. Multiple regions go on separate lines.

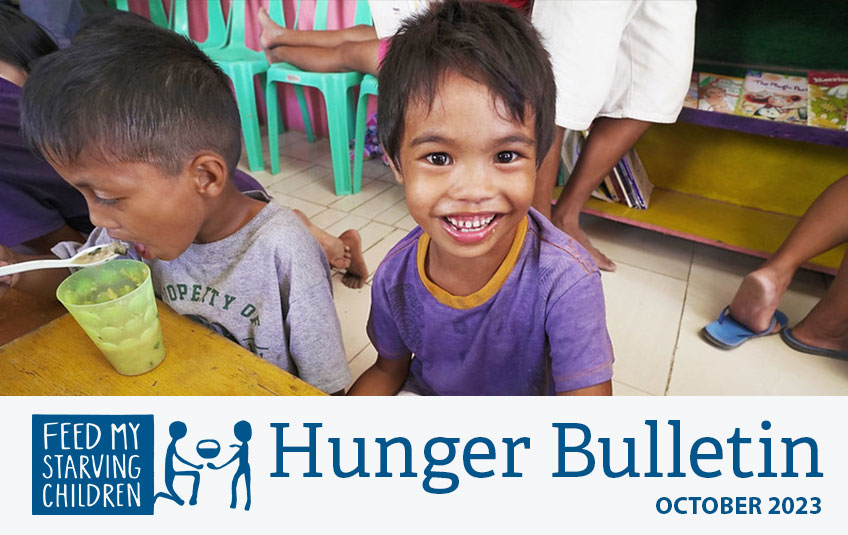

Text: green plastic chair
xmin=265 ymin=0 xmax=373 ymax=195
xmin=352 ymin=73 xmax=378 ymax=194
xmin=203 ymin=0 xmax=270 ymax=172
xmin=169 ymin=0 xmax=228 ymax=50
xmin=264 ymin=0 xmax=316 ymax=146
xmin=111 ymin=0 xmax=169 ymax=29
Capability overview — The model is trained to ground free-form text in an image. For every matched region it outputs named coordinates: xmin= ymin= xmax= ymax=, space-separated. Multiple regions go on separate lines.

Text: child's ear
xmin=385 ymin=151 xmax=404 ymax=184
xmin=187 ymin=152 xmax=228 ymax=197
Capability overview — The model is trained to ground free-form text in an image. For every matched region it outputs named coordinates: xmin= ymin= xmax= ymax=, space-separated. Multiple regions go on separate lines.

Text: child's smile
xmin=393 ymin=71 xmax=537 ymax=293
xmin=440 ymin=212 xmax=502 ymax=244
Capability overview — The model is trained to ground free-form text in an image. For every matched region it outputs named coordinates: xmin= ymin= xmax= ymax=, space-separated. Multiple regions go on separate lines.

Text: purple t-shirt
xmin=367 ymin=207 xmax=614 ymax=395
xmin=0 ymin=76 xmax=91 ymax=246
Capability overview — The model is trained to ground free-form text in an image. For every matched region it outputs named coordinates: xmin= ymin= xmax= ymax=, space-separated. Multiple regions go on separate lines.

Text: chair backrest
xmin=228 ymin=0 xmax=249 ymax=47
xmin=269 ymin=0 xmax=372 ymax=32
xmin=313 ymin=0 xmax=372 ymax=31
xmin=169 ymin=0 xmax=228 ymax=48
xmin=112 ymin=0 xmax=169 ymax=29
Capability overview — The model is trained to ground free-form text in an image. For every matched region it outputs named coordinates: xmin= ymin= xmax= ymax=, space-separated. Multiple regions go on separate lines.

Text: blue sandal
xmin=780 ymin=328 xmax=848 ymax=360
xmin=701 ymin=307 xmax=787 ymax=350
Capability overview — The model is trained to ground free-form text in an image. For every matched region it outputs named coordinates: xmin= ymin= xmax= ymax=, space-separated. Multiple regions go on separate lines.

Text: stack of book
xmin=686 ymin=69 xmax=848 ymax=131
xmin=563 ymin=130 xmax=653 ymax=210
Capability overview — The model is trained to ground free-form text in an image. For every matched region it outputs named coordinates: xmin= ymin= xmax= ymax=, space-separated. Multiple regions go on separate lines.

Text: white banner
xmin=3 ymin=397 xmax=845 ymax=533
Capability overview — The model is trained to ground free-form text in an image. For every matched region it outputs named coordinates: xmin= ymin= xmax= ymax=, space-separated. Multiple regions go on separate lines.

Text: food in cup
xmin=56 ymin=259 xmax=166 ymax=375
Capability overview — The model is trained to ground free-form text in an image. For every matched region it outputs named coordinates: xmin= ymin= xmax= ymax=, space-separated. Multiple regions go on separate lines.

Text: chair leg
xmin=324 ymin=90 xmax=353 ymax=196
xmin=352 ymin=91 xmax=370 ymax=195
xmin=294 ymin=86 xmax=315 ymax=144
xmin=346 ymin=88 xmax=357 ymax=140
xmin=228 ymin=65 xmax=265 ymax=172
xmin=266 ymin=81 xmax=281 ymax=175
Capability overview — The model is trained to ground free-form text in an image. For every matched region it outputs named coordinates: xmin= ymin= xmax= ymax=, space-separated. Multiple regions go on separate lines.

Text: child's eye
xmin=425 ymin=152 xmax=452 ymax=166
xmin=94 ymin=196 xmax=119 ymax=206
xmin=495 ymin=151 xmax=520 ymax=164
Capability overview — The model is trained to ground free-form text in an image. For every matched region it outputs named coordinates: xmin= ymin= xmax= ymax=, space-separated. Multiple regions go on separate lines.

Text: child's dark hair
xmin=20 ymin=20 xmax=242 ymax=178
xmin=74 ymin=8 xmax=156 ymax=41
xmin=377 ymin=0 xmax=555 ymax=169
xmin=0 ymin=4 xmax=58 ymax=74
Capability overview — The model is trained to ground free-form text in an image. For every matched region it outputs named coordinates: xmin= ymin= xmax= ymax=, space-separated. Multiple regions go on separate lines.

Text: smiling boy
xmin=348 ymin=0 xmax=614 ymax=396
xmin=0 ymin=20 xmax=350 ymax=394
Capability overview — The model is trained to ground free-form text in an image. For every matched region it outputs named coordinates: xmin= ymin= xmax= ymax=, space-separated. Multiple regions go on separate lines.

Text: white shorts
xmin=368 ymin=0 xmax=431 ymax=39
xmin=532 ymin=0 xmax=697 ymax=130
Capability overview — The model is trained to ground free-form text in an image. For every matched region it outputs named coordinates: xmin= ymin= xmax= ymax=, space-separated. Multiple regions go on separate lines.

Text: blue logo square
xmin=32 ymin=415 xmax=154 ymax=515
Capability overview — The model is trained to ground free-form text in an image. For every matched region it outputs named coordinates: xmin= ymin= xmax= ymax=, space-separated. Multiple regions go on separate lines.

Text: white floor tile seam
xmin=664 ymin=247 xmax=696 ymax=396
xmin=613 ymin=380 xmax=654 ymax=396
xmin=602 ymin=255 xmax=692 ymax=282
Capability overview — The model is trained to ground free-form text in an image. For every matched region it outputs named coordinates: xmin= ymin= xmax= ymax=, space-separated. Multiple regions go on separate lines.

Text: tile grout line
xmin=664 ymin=246 xmax=696 ymax=396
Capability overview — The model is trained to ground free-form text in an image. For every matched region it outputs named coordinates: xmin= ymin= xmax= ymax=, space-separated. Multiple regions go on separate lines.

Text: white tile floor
xmin=240 ymin=131 xmax=848 ymax=395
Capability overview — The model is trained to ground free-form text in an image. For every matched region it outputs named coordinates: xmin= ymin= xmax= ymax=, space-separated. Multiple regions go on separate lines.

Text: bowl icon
xmin=196 ymin=439 xmax=220 ymax=459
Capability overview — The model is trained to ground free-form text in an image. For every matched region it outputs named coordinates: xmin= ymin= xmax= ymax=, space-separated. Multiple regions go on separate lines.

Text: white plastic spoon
xmin=0 ymin=242 xmax=129 ymax=278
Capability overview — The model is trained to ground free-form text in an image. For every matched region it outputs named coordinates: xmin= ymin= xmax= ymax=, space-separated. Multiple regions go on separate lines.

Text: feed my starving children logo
xmin=32 ymin=415 xmax=253 ymax=515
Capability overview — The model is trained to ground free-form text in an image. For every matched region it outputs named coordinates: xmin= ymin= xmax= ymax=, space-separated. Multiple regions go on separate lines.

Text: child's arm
xmin=547 ymin=272 xmax=614 ymax=396
xmin=347 ymin=354 xmax=412 ymax=395
xmin=280 ymin=221 xmax=352 ymax=394
xmin=0 ymin=245 xmax=69 ymax=301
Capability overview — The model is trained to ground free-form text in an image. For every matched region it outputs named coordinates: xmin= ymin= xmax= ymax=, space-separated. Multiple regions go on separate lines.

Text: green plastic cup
xmin=56 ymin=259 xmax=166 ymax=375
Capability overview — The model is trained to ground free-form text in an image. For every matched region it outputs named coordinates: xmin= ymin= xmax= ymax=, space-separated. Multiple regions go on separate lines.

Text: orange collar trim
xmin=416 ymin=216 xmax=528 ymax=310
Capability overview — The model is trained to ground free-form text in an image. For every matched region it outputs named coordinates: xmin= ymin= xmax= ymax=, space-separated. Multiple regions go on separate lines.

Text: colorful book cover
xmin=683 ymin=71 xmax=699 ymax=109
xmin=734 ymin=71 xmax=808 ymax=124
xmin=807 ymin=71 xmax=848 ymax=130
xmin=698 ymin=73 xmax=743 ymax=115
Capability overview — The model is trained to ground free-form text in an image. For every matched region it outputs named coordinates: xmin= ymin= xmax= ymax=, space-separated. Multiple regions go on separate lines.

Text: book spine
xmin=627 ymin=148 xmax=654 ymax=209
xmin=619 ymin=154 xmax=645 ymax=209
xmin=613 ymin=161 xmax=636 ymax=208
xmin=603 ymin=174 xmax=619 ymax=202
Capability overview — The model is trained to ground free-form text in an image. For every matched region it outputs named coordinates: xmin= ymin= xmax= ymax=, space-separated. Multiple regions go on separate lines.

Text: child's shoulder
xmin=371 ymin=226 xmax=423 ymax=283
xmin=525 ymin=208 xmax=598 ymax=280
xmin=242 ymin=199 xmax=311 ymax=247
xmin=205 ymin=198 xmax=322 ymax=267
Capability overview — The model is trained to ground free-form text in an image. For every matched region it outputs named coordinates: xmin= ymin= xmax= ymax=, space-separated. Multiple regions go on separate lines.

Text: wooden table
xmin=0 ymin=300 xmax=323 ymax=396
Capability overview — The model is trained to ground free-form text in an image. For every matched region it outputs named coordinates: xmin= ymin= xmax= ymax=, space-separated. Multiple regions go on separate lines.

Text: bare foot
xmin=559 ymin=220 xmax=616 ymax=272
xmin=789 ymin=316 xmax=848 ymax=354
xmin=339 ymin=229 xmax=368 ymax=289
xmin=728 ymin=266 xmax=791 ymax=333
xmin=314 ymin=232 xmax=350 ymax=270
xmin=257 ymin=6 xmax=288 ymax=51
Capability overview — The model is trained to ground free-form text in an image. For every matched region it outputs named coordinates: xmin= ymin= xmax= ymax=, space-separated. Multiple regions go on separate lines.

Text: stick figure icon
xmin=207 ymin=420 xmax=252 ymax=510
xmin=154 ymin=421 xmax=203 ymax=506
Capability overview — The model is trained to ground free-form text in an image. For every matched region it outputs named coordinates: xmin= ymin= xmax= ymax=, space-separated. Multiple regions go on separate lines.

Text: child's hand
xmin=0 ymin=245 xmax=19 ymax=299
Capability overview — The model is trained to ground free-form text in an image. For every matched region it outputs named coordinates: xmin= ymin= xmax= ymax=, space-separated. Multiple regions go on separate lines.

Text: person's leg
xmin=293 ymin=209 xmax=350 ymax=269
xmin=791 ymin=250 xmax=848 ymax=353
xmin=258 ymin=7 xmax=377 ymax=50
xmin=339 ymin=229 xmax=367 ymax=290
xmin=264 ymin=38 xmax=380 ymax=75
xmin=549 ymin=117 xmax=651 ymax=271
xmin=293 ymin=210 xmax=368 ymax=289
xmin=730 ymin=174 xmax=848 ymax=334
xmin=532 ymin=125 xmax=564 ymax=221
